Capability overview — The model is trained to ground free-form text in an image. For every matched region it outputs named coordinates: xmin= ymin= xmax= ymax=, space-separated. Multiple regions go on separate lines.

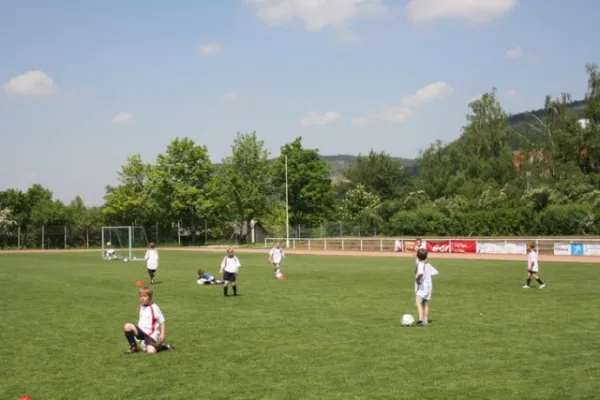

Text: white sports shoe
xmin=539 ymin=284 xmax=546 ymax=289
xmin=522 ymin=285 xmax=530 ymax=289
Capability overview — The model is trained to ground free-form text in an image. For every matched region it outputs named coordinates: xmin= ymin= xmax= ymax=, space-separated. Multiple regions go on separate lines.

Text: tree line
xmin=2 ymin=62 xmax=600 ymax=244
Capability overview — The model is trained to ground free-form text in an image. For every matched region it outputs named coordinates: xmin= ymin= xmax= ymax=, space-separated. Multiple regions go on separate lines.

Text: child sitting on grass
xmin=123 ymin=286 xmax=175 ymax=354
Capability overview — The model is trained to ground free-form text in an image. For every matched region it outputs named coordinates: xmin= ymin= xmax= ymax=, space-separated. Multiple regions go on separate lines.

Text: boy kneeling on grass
xmin=123 ymin=286 xmax=175 ymax=354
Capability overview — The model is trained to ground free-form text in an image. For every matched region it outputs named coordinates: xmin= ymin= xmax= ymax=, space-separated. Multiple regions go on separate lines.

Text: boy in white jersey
xmin=144 ymin=242 xmax=159 ymax=284
xmin=415 ymin=247 xmax=437 ymax=327
xmin=123 ymin=286 xmax=174 ymax=354
xmin=268 ymin=240 xmax=286 ymax=279
xmin=220 ymin=247 xmax=241 ymax=297
xmin=523 ymin=243 xmax=546 ymax=289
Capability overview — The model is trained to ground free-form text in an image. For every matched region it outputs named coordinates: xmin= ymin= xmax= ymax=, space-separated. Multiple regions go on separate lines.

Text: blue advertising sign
xmin=571 ymin=243 xmax=584 ymax=256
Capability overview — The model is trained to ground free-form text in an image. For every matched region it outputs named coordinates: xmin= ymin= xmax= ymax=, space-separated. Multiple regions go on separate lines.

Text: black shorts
xmin=223 ymin=271 xmax=237 ymax=282
xmin=134 ymin=325 xmax=157 ymax=347
xmin=528 ymin=270 xmax=538 ymax=274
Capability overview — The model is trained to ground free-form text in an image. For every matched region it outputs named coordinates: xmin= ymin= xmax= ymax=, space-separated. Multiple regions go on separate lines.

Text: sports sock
xmin=526 ymin=278 xmax=531 ymax=287
xmin=125 ymin=331 xmax=137 ymax=347
xmin=536 ymin=278 xmax=544 ymax=285
xmin=224 ymin=286 xmax=228 ymax=296
xmin=233 ymin=285 xmax=237 ymax=295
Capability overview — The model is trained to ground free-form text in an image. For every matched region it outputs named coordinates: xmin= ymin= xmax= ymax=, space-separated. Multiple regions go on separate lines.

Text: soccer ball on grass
xmin=401 ymin=314 xmax=415 ymax=327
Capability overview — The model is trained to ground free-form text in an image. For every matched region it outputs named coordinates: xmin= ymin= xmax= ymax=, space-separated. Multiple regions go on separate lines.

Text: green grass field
xmin=1 ymin=251 xmax=599 ymax=400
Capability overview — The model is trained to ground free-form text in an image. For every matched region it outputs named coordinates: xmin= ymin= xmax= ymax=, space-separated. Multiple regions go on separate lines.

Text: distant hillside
xmin=320 ymin=154 xmax=418 ymax=181
xmin=215 ymin=101 xmax=589 ymax=182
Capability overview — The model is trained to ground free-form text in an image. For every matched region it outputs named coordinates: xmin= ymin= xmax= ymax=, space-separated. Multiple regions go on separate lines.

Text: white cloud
xmin=301 ymin=111 xmax=341 ymax=126
xmin=2 ymin=70 xmax=58 ymax=96
xmin=246 ymin=0 xmax=387 ymax=38
xmin=505 ymin=46 xmax=522 ymax=58
xmin=353 ymin=81 xmax=453 ymax=125
xmin=504 ymin=89 xmax=518 ymax=98
xmin=198 ymin=43 xmax=221 ymax=55
xmin=408 ymin=0 xmax=518 ymax=23
xmin=220 ymin=92 xmax=238 ymax=102
xmin=111 ymin=112 xmax=133 ymax=123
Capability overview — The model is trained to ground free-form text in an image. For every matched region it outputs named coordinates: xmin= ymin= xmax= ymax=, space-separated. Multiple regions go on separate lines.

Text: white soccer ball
xmin=123 ymin=258 xmax=129 ymax=263
xmin=401 ymin=314 xmax=415 ymax=327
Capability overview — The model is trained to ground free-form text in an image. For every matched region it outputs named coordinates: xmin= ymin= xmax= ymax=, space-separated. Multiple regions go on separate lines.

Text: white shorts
xmin=416 ymin=291 xmax=432 ymax=302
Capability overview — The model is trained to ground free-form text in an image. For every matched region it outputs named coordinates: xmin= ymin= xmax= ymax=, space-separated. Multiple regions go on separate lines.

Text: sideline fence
xmin=264 ymin=237 xmax=600 ymax=257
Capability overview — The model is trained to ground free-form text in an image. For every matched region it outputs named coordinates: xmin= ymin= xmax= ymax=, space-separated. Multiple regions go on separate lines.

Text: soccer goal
xmin=101 ymin=226 xmax=149 ymax=261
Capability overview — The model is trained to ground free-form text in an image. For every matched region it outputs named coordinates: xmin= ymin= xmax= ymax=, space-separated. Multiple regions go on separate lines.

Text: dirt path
xmin=2 ymin=246 xmax=599 ymax=263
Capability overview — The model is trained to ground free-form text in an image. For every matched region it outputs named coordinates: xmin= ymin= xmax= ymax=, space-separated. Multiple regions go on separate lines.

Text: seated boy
xmin=197 ymin=269 xmax=223 ymax=285
xmin=123 ymin=286 xmax=175 ymax=354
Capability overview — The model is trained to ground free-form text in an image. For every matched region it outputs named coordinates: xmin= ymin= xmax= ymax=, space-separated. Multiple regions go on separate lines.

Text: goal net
xmin=101 ymin=226 xmax=149 ymax=261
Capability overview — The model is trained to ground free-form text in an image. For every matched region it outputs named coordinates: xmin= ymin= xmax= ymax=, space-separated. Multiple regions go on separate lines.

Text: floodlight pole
xmin=128 ymin=226 xmax=133 ymax=260
xmin=285 ymin=155 xmax=290 ymax=249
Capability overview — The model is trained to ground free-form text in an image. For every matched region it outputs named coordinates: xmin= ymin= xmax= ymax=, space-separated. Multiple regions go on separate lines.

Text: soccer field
xmin=1 ymin=251 xmax=599 ymax=400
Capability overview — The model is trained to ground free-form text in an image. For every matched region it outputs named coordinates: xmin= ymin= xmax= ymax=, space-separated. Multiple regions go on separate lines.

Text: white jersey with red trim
xmin=138 ymin=303 xmax=165 ymax=341
xmin=221 ymin=256 xmax=241 ymax=274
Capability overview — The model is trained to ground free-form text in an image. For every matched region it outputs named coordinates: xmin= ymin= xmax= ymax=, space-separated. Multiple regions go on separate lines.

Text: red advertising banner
xmin=426 ymin=240 xmax=451 ymax=253
xmin=450 ymin=240 xmax=477 ymax=254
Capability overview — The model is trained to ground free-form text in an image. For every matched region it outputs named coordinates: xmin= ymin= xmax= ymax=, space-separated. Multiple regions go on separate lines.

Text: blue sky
xmin=0 ymin=0 xmax=598 ymax=205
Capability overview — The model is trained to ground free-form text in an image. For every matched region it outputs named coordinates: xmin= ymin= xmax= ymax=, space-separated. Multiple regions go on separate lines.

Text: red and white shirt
xmin=138 ymin=303 xmax=165 ymax=341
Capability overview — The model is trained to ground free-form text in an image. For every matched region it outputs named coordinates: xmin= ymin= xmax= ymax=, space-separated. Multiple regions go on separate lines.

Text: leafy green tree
xmin=103 ymin=154 xmax=156 ymax=224
xmin=153 ymin=138 xmax=216 ymax=243
xmin=0 ymin=206 xmax=17 ymax=248
xmin=271 ymin=137 xmax=335 ymax=226
xmin=343 ymin=150 xmax=411 ymax=200
xmin=219 ymin=132 xmax=273 ymax=242
xmin=338 ymin=184 xmax=381 ymax=220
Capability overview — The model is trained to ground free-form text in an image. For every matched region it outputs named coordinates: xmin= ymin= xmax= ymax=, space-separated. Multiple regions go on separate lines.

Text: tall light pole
xmin=285 ymin=155 xmax=290 ymax=248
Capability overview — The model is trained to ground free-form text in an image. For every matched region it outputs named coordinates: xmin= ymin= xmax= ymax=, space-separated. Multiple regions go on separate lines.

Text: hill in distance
xmin=317 ymin=99 xmax=588 ymax=180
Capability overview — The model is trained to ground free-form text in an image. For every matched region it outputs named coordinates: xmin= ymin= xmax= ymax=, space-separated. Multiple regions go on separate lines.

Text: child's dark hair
xmin=198 ymin=268 xmax=204 ymax=275
xmin=149 ymin=242 xmax=156 ymax=249
xmin=416 ymin=247 xmax=428 ymax=261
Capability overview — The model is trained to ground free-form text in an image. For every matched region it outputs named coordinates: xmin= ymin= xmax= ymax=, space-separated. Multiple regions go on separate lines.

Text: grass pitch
xmin=1 ymin=251 xmax=599 ymax=400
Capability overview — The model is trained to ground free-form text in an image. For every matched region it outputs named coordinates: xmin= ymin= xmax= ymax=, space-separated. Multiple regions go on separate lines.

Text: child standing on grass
xmin=220 ymin=247 xmax=242 ymax=297
xmin=523 ymin=243 xmax=546 ymax=289
xmin=268 ymin=240 xmax=285 ymax=279
xmin=415 ymin=247 xmax=437 ymax=327
xmin=123 ymin=286 xmax=174 ymax=354
xmin=144 ymin=242 xmax=159 ymax=284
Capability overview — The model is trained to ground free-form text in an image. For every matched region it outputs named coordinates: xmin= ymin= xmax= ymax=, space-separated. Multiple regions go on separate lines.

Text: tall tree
xmin=153 ymin=137 xmax=216 ymax=242
xmin=460 ymin=89 xmax=516 ymax=185
xmin=271 ymin=137 xmax=335 ymax=226
xmin=102 ymin=154 xmax=156 ymax=224
xmin=343 ymin=150 xmax=411 ymax=200
xmin=219 ymin=132 xmax=272 ymax=243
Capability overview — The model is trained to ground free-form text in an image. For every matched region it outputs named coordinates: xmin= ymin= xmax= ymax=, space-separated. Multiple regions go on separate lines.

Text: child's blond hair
xmin=139 ymin=286 xmax=154 ymax=300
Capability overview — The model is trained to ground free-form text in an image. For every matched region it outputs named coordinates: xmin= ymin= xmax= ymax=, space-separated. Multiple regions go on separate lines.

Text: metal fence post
xmin=17 ymin=226 xmax=21 ymax=250
xmin=41 ymin=225 xmax=45 ymax=250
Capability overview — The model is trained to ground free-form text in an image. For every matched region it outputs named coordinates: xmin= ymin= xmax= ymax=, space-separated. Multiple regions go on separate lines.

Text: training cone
xmin=136 ymin=280 xmax=144 ymax=287
xmin=278 ymin=275 xmax=287 ymax=280
xmin=20 ymin=397 xmax=32 ymax=400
